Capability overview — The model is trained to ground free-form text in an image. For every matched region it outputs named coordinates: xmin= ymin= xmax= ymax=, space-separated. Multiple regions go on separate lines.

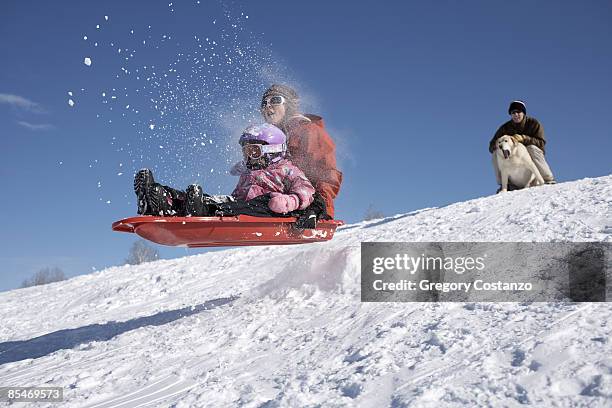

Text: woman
xmin=259 ymin=84 xmax=342 ymax=218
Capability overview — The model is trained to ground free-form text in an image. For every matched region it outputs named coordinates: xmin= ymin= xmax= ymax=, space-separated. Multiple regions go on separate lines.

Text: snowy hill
xmin=1 ymin=176 xmax=611 ymax=407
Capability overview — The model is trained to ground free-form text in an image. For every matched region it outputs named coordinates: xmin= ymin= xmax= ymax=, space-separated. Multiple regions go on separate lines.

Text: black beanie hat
xmin=508 ymin=100 xmax=527 ymax=115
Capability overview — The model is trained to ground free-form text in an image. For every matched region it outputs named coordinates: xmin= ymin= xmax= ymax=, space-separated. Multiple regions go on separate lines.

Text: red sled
xmin=112 ymin=215 xmax=344 ymax=247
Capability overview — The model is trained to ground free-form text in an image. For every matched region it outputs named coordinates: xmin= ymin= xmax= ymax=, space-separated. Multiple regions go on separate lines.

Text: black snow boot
xmin=134 ymin=169 xmax=155 ymax=215
xmin=185 ymin=184 xmax=209 ymax=216
xmin=134 ymin=169 xmax=175 ymax=216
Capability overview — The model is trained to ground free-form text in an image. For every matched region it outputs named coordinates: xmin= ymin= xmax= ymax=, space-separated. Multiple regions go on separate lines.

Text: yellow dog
xmin=495 ymin=135 xmax=545 ymax=192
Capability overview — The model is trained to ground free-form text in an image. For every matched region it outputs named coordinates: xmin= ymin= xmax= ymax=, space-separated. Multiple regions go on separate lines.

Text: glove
xmin=268 ymin=192 xmax=300 ymax=214
xmin=513 ymin=134 xmax=525 ymax=143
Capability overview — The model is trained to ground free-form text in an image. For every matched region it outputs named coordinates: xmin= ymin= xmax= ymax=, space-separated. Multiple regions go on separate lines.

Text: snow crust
xmin=0 ymin=176 xmax=611 ymax=407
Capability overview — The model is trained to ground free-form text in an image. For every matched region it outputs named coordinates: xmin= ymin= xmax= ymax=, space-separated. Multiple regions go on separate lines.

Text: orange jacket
xmin=283 ymin=114 xmax=342 ymax=218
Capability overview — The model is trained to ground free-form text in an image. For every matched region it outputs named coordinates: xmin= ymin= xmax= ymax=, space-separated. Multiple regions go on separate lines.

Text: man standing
xmin=259 ymin=84 xmax=342 ymax=218
xmin=489 ymin=100 xmax=556 ymax=190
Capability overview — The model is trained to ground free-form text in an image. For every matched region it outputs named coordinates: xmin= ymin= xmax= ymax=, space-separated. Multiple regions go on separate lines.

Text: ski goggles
xmin=242 ymin=143 xmax=285 ymax=159
xmin=261 ymin=95 xmax=286 ymax=108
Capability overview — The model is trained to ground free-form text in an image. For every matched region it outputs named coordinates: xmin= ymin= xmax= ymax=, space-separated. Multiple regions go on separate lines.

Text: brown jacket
xmin=489 ymin=116 xmax=546 ymax=153
xmin=282 ymin=114 xmax=342 ymax=218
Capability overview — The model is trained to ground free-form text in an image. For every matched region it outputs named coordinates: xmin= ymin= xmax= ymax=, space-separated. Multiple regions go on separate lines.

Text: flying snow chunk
xmin=68 ymin=91 xmax=73 ymax=96
xmin=68 ymin=99 xmax=75 ymax=107
xmin=117 ymin=172 xmax=123 ymax=176
xmin=149 ymin=124 xmax=155 ymax=130
xmin=104 ymin=15 xmax=109 ymax=21
xmin=84 ymin=57 xmax=92 ymax=66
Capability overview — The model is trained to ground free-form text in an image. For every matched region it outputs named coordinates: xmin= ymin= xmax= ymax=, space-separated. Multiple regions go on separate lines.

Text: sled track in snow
xmin=86 ymin=374 xmax=201 ymax=408
xmin=0 ymin=344 xmax=132 ymax=386
xmin=83 ymin=351 xmax=226 ymax=408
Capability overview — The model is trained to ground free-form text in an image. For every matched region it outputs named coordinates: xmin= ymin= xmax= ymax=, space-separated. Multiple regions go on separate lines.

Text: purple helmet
xmin=240 ymin=123 xmax=286 ymax=145
xmin=239 ymin=123 xmax=287 ymax=156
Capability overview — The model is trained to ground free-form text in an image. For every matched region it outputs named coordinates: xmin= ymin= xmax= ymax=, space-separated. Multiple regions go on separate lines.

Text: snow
xmin=83 ymin=57 xmax=92 ymax=66
xmin=68 ymin=99 xmax=75 ymax=107
xmin=74 ymin=10 xmax=278 ymax=192
xmin=0 ymin=176 xmax=610 ymax=407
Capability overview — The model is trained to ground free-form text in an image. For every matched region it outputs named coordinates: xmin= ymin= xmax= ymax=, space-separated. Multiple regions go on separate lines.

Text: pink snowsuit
xmin=231 ymin=158 xmax=315 ymax=210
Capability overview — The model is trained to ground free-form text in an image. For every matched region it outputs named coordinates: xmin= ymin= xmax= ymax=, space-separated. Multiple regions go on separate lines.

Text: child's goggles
xmin=261 ymin=95 xmax=286 ymax=108
xmin=242 ymin=143 xmax=286 ymax=159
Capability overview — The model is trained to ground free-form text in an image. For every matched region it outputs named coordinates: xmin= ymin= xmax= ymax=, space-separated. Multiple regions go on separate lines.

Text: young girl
xmin=134 ymin=123 xmax=316 ymax=217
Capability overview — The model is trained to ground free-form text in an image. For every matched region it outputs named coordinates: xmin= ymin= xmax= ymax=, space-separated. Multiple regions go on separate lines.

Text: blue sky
xmin=1 ymin=0 xmax=611 ymax=291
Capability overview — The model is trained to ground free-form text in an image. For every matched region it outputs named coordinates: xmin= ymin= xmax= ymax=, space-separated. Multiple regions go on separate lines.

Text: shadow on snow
xmin=362 ymin=213 xmax=418 ymax=229
xmin=0 ymin=296 xmax=237 ymax=366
